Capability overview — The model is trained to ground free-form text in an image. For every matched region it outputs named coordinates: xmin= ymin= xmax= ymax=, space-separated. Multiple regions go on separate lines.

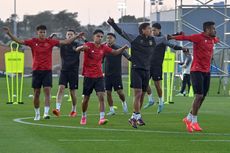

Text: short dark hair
xmin=203 ymin=21 xmax=215 ymax=32
xmin=93 ymin=29 xmax=104 ymax=35
xmin=67 ymin=29 xmax=76 ymax=33
xmin=139 ymin=23 xmax=150 ymax=34
xmin=152 ymin=23 xmax=161 ymax=29
xmin=36 ymin=25 xmax=47 ymax=31
xmin=107 ymin=33 xmax=116 ymax=39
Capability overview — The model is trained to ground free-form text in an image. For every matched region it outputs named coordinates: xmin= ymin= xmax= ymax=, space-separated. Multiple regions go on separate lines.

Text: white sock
xmin=186 ymin=113 xmax=192 ymax=121
xmin=100 ymin=112 xmax=105 ymax=119
xmin=148 ymin=94 xmax=154 ymax=103
xmin=131 ymin=113 xmax=135 ymax=119
xmin=159 ymin=97 xmax=164 ymax=105
xmin=82 ymin=112 xmax=87 ymax=117
xmin=34 ymin=108 xmax=40 ymax=115
xmin=122 ymin=101 xmax=127 ymax=107
xmin=109 ymin=106 xmax=115 ymax=112
xmin=44 ymin=106 xmax=50 ymax=116
xmin=56 ymin=102 xmax=61 ymax=111
xmin=131 ymin=112 xmax=138 ymax=120
xmin=192 ymin=115 xmax=198 ymax=123
xmin=71 ymin=105 xmax=76 ymax=112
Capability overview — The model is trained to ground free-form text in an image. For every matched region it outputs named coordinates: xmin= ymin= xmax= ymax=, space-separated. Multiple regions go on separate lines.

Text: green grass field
xmin=0 ymin=77 xmax=230 ymax=153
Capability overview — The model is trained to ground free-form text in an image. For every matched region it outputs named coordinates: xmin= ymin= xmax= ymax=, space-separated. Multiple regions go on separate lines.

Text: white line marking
xmin=13 ymin=117 xmax=230 ymax=136
xmin=191 ymin=140 xmax=230 ymax=142
xmin=58 ymin=139 xmax=128 ymax=142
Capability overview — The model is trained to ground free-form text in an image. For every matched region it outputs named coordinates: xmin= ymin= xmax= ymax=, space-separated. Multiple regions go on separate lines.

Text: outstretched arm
xmin=59 ymin=32 xmax=84 ymax=45
xmin=165 ymin=41 xmax=189 ymax=53
xmin=110 ymin=45 xmax=129 ymax=56
xmin=75 ymin=45 xmax=89 ymax=52
xmin=107 ymin=17 xmax=136 ymax=43
xmin=3 ymin=27 xmax=24 ymax=44
xmin=122 ymin=50 xmax=131 ymax=61
xmin=167 ymin=33 xmax=200 ymax=43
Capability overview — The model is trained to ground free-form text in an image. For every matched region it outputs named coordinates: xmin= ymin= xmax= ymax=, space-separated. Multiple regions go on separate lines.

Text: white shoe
xmin=34 ymin=114 xmax=40 ymax=121
xmin=43 ymin=114 xmax=50 ymax=119
xmin=122 ymin=102 xmax=128 ymax=113
xmin=107 ymin=111 xmax=116 ymax=116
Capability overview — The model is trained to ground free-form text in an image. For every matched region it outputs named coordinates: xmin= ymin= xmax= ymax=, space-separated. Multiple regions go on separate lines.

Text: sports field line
xmin=13 ymin=116 xmax=230 ymax=137
xmin=191 ymin=140 xmax=230 ymax=142
xmin=58 ymin=139 xmax=128 ymax=142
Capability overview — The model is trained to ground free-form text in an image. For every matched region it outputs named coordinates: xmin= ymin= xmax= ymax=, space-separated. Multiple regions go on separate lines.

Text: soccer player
xmin=144 ymin=23 xmax=188 ymax=113
xmin=107 ymin=17 xmax=169 ymax=128
xmin=3 ymin=25 xmax=83 ymax=120
xmin=168 ymin=21 xmax=219 ymax=132
xmin=176 ymin=53 xmax=193 ymax=96
xmin=105 ymin=33 xmax=131 ymax=116
xmin=52 ymin=30 xmax=86 ymax=117
xmin=76 ymin=29 xmax=128 ymax=125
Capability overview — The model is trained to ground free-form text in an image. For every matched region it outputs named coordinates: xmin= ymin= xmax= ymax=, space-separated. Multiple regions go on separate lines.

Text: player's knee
xmin=196 ymin=94 xmax=204 ymax=100
xmin=34 ymin=90 xmax=41 ymax=98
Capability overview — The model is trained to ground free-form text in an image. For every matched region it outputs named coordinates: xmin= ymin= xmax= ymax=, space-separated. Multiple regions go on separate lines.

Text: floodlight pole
xmin=13 ymin=0 xmax=17 ymax=36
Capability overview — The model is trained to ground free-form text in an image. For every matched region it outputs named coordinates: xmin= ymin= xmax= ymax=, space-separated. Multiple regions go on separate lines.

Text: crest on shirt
xmin=140 ymin=39 xmax=143 ymax=44
xmin=205 ymin=40 xmax=207 ymax=43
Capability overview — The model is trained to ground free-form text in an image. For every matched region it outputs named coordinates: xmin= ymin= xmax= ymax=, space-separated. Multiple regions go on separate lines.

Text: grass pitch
xmin=0 ymin=77 xmax=230 ymax=153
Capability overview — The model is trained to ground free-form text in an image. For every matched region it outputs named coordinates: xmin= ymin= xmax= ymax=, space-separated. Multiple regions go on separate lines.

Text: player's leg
xmin=145 ymin=69 xmax=155 ymax=107
xmin=177 ymin=74 xmax=187 ymax=96
xmin=32 ymin=70 xmax=42 ymax=121
xmin=105 ymin=76 xmax=115 ymax=116
xmin=80 ymin=95 xmax=90 ymax=125
xmin=184 ymin=72 xmax=204 ymax=132
xmin=80 ymin=77 xmax=93 ymax=125
xmin=43 ymin=86 xmax=51 ymax=119
xmin=116 ymin=89 xmax=128 ymax=113
xmin=69 ymin=89 xmax=77 ymax=117
xmin=95 ymin=77 xmax=108 ymax=125
xmin=154 ymin=80 xmax=164 ymax=114
xmin=68 ymin=70 xmax=79 ymax=117
xmin=129 ymin=69 xmax=147 ymax=128
xmin=42 ymin=70 xmax=52 ymax=119
xmin=114 ymin=75 xmax=128 ymax=113
xmin=33 ymin=88 xmax=41 ymax=121
xmin=53 ymin=85 xmax=65 ymax=116
xmin=106 ymin=90 xmax=116 ymax=116
xmin=143 ymin=84 xmax=154 ymax=109
xmin=53 ymin=70 xmax=67 ymax=116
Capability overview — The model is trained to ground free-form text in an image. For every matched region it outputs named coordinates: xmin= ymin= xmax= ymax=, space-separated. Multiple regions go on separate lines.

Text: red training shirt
xmin=175 ymin=33 xmax=219 ymax=73
xmin=82 ymin=42 xmax=113 ymax=78
xmin=24 ymin=38 xmax=59 ymax=71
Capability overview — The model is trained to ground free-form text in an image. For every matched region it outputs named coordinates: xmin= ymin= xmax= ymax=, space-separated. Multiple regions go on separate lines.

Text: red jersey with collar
xmin=82 ymin=42 xmax=113 ymax=78
xmin=24 ymin=38 xmax=59 ymax=70
xmin=175 ymin=33 xmax=219 ymax=72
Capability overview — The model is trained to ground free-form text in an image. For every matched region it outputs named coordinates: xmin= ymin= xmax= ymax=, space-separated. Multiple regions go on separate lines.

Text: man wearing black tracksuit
xmin=105 ymin=33 xmax=131 ymax=116
xmin=144 ymin=23 xmax=188 ymax=113
xmin=108 ymin=17 xmax=173 ymax=128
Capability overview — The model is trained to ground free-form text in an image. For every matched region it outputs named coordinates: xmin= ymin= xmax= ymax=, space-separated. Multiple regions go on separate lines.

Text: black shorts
xmin=190 ymin=71 xmax=210 ymax=97
xmin=150 ymin=67 xmax=162 ymax=81
xmin=59 ymin=70 xmax=79 ymax=90
xmin=105 ymin=75 xmax=123 ymax=91
xmin=130 ymin=68 xmax=150 ymax=92
xmin=83 ymin=77 xmax=105 ymax=96
xmin=32 ymin=70 xmax=52 ymax=89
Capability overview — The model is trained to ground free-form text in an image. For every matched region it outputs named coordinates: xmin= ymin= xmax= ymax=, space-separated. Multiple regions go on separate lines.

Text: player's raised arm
xmin=3 ymin=26 xmax=25 ymax=44
xmin=107 ymin=17 xmax=136 ymax=43
xmin=110 ymin=45 xmax=129 ymax=56
xmin=59 ymin=32 xmax=84 ymax=45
